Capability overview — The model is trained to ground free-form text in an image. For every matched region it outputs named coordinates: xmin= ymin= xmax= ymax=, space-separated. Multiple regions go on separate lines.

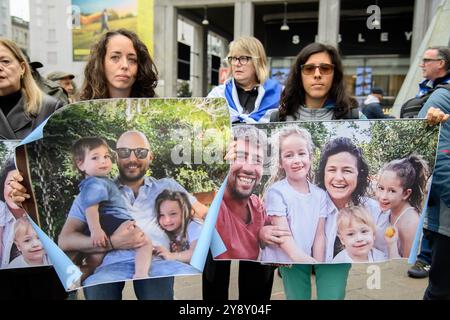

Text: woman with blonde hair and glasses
xmin=0 ymin=38 xmax=64 ymax=139
xmin=207 ymin=36 xmax=282 ymax=124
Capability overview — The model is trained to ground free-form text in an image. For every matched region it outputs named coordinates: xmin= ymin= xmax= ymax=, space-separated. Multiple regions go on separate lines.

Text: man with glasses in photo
xmin=56 ymin=130 xmax=208 ymax=299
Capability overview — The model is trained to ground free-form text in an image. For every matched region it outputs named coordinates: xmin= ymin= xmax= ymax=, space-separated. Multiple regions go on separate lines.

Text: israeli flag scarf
xmin=224 ymin=78 xmax=282 ymax=123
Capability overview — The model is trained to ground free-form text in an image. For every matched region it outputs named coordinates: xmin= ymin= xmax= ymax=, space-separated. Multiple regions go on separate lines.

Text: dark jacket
xmin=0 ymin=94 xmax=64 ymax=139
xmin=35 ymin=75 xmax=70 ymax=105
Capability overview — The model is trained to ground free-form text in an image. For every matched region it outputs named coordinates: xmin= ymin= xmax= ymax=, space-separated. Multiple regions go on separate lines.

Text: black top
xmin=0 ymin=90 xmax=22 ymax=116
xmin=236 ymin=85 xmax=259 ymax=114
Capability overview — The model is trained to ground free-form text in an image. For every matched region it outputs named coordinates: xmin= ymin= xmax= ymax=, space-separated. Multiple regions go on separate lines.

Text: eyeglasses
xmin=116 ymin=148 xmax=150 ymax=159
xmin=421 ymin=58 xmax=443 ymax=64
xmin=227 ymin=56 xmax=252 ymax=65
xmin=300 ymin=63 xmax=335 ymax=75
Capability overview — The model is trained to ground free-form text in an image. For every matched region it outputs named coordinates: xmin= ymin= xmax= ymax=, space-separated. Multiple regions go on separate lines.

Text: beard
xmin=229 ymin=176 xmax=257 ymax=200
xmin=118 ymin=163 xmax=148 ymax=183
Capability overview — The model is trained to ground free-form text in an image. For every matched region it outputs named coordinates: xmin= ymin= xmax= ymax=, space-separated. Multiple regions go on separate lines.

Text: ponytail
xmin=405 ymin=154 xmax=430 ymax=211
xmin=380 ymin=153 xmax=430 ymax=211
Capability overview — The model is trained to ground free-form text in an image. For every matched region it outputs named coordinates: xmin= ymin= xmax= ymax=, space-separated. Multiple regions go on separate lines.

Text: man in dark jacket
xmin=21 ymin=51 xmax=69 ymax=104
xmin=362 ymin=87 xmax=394 ymax=119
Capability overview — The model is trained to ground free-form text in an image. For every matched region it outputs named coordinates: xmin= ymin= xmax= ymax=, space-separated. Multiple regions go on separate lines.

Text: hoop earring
xmin=20 ymin=73 xmax=24 ymax=80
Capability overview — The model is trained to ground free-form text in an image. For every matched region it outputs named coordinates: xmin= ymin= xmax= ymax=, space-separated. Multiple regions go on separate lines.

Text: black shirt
xmin=0 ymin=90 xmax=22 ymax=116
xmin=236 ymin=85 xmax=259 ymax=114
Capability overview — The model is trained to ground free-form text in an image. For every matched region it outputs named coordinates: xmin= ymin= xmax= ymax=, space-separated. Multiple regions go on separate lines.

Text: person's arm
xmin=420 ymin=90 xmax=450 ymax=207
xmin=398 ymin=213 xmax=419 ymax=258
xmin=191 ymin=201 xmax=208 ymax=220
xmin=58 ymin=217 xmax=147 ymax=254
xmin=312 ymin=218 xmax=326 ymax=262
xmin=418 ymin=89 xmax=450 ymax=124
xmin=154 ymin=239 xmax=197 ymax=263
xmin=258 ymin=224 xmax=291 ymax=248
xmin=271 ymin=216 xmax=316 ymax=263
xmin=85 ymin=204 xmax=108 ymax=248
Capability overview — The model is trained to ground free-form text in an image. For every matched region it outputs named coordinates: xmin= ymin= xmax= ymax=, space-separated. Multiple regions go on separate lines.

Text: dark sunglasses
xmin=301 ymin=63 xmax=335 ymax=75
xmin=116 ymin=148 xmax=150 ymax=159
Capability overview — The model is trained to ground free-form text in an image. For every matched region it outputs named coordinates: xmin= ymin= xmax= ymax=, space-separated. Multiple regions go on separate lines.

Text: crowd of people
xmin=0 ymin=28 xmax=449 ymax=301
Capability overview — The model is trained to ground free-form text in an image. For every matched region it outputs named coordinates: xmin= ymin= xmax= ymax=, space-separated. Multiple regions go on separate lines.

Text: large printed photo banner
xmin=15 ymin=98 xmax=230 ymax=290
xmin=0 ymin=141 xmax=48 ymax=271
xmin=213 ymin=119 xmax=439 ymax=264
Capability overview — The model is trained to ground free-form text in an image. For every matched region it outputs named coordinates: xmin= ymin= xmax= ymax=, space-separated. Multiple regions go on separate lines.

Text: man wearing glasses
xmin=400 ymin=46 xmax=450 ymax=118
xmin=58 ymin=130 xmax=208 ymax=299
xmin=415 ymin=47 xmax=450 ymax=300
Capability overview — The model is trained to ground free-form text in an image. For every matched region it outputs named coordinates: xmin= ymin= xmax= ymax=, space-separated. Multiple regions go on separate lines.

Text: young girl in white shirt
xmin=260 ymin=125 xmax=327 ymax=264
xmin=153 ymin=190 xmax=202 ymax=263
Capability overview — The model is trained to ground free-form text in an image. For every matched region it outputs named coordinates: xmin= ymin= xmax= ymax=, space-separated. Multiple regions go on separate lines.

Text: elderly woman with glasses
xmin=0 ymin=38 xmax=64 ymax=139
xmin=207 ymin=36 xmax=282 ymax=124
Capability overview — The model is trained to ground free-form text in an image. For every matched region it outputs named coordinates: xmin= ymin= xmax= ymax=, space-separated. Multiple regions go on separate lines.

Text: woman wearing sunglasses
xmin=207 ymin=36 xmax=282 ymax=124
xmin=270 ymin=42 xmax=360 ymax=122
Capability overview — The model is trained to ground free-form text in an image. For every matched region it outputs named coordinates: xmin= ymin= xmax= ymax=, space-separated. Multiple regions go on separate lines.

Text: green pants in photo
xmin=279 ymin=263 xmax=351 ymax=300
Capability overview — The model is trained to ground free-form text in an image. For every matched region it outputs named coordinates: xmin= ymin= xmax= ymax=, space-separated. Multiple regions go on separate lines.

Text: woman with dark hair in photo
xmin=257 ymin=43 xmax=366 ymax=300
xmin=0 ymin=158 xmax=67 ymax=299
xmin=0 ymin=38 xmax=64 ymax=139
xmin=80 ymin=28 xmax=158 ymax=100
xmin=278 ymin=136 xmax=390 ymax=299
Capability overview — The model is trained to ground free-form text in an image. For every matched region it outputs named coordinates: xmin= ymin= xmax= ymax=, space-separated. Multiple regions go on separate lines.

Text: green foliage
xmin=177 ymin=80 xmax=192 ymax=98
xmin=255 ymin=120 xmax=439 ymax=196
xmin=360 ymin=120 xmax=439 ymax=175
xmin=0 ymin=143 xmax=7 ymax=169
xmin=27 ymin=98 xmax=230 ymax=239
xmin=0 ymin=142 xmax=18 ymax=170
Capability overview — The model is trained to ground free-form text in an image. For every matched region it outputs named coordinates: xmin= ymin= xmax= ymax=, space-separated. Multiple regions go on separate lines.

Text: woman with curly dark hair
xmin=276 ymin=136 xmax=390 ymax=300
xmin=80 ymin=29 xmax=158 ymax=100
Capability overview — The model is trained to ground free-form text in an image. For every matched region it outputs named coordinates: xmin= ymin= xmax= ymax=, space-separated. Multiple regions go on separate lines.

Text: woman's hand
xmin=224 ymin=141 xmax=237 ymax=162
xmin=6 ymin=170 xmax=30 ymax=207
xmin=425 ymin=107 xmax=450 ymax=125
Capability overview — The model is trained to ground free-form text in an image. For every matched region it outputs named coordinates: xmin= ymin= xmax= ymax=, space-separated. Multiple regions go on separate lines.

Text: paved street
xmin=75 ymin=259 xmax=427 ymax=300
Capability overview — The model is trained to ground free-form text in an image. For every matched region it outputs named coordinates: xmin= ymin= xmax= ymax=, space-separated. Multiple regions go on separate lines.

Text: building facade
xmin=0 ymin=0 xmax=11 ymax=38
xmin=26 ymin=0 xmax=444 ymax=100
xmin=11 ymin=16 xmax=29 ymax=53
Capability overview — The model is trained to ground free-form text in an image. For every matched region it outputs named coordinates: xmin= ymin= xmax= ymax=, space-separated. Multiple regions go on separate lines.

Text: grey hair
xmin=428 ymin=46 xmax=450 ymax=70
